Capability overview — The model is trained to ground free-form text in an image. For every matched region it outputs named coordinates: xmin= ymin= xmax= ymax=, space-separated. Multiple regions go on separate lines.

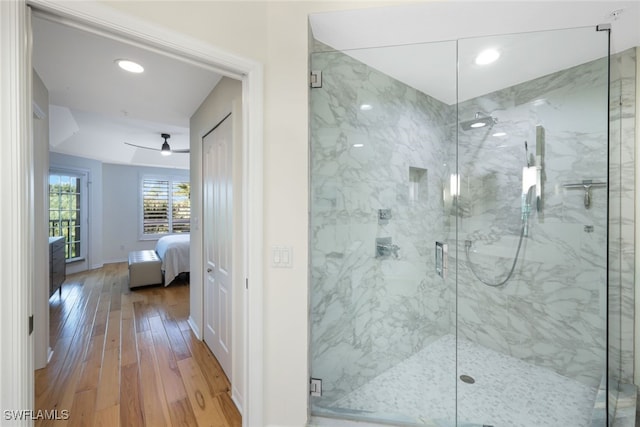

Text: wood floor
xmin=35 ymin=262 xmax=241 ymax=427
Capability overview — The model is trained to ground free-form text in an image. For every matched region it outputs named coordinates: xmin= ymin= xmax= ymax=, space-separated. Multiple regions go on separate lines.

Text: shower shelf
xmin=562 ymin=180 xmax=606 ymax=208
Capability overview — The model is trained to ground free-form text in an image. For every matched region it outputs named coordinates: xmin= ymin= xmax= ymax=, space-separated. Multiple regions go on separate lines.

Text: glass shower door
xmin=309 ymin=23 xmax=610 ymax=427
xmin=309 ymin=40 xmax=458 ymax=425
xmin=455 ymin=27 xmax=610 ymax=427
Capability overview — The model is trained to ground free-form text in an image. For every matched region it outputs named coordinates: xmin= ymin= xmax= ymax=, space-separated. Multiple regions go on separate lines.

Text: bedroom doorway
xmin=4 ymin=2 xmax=265 ymax=426
xmin=202 ymin=112 xmax=234 ymax=379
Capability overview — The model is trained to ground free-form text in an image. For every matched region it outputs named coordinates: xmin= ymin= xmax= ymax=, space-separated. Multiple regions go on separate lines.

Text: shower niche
xmin=409 ymin=166 xmax=427 ymax=203
xmin=310 ymin=21 xmax=614 ymax=427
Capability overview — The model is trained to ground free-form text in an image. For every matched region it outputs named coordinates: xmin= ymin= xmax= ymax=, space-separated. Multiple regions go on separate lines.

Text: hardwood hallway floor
xmin=35 ymin=262 xmax=241 ymax=427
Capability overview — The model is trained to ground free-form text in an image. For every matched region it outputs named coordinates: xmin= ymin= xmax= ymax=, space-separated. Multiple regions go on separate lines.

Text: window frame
xmin=48 ymin=167 xmax=89 ymax=263
xmin=139 ymin=174 xmax=191 ymax=240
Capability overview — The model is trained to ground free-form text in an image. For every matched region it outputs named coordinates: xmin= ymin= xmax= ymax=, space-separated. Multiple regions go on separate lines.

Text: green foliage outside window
xmin=49 ymin=173 xmax=81 ymax=260
xmin=142 ymin=178 xmax=190 ymax=235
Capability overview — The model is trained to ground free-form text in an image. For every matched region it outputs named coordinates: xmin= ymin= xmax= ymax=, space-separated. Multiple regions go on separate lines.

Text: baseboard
xmin=232 ymin=385 xmax=244 ymax=415
xmin=62 ymin=262 xmax=106 ymax=274
xmin=188 ymin=316 xmax=201 ymax=340
xmin=308 ymin=416 xmax=393 ymax=427
xmin=101 ymin=258 xmax=127 ymax=265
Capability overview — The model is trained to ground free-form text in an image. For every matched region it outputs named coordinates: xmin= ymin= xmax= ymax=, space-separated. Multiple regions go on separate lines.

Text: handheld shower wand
xmin=466 ymin=130 xmax=546 ymax=289
xmin=521 ymin=140 xmax=537 ymax=236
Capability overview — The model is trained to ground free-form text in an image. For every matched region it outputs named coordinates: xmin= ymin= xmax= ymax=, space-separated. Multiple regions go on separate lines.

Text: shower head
xmin=460 ymin=112 xmax=497 ymax=131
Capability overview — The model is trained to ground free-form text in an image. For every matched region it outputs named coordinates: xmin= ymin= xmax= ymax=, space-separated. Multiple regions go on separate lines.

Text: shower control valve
xmin=375 ymin=237 xmax=400 ymax=259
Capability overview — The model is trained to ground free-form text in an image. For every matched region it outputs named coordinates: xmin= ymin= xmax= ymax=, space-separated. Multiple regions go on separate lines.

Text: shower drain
xmin=459 ymin=374 xmax=475 ymax=384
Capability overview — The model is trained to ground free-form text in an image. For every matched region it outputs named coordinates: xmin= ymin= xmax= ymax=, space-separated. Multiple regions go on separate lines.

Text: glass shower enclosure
xmin=309 ymin=25 xmax=611 ymax=427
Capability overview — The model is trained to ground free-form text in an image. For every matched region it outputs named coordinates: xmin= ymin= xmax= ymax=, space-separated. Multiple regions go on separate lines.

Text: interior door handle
xmin=207 ymin=268 xmax=212 ymax=273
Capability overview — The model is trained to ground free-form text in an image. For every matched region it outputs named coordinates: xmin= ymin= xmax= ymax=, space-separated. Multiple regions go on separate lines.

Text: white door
xmin=203 ymin=113 xmax=233 ymax=378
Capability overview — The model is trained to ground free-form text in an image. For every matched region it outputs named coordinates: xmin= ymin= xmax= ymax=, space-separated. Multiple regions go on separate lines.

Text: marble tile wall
xmin=454 ymin=56 xmax=610 ymax=388
xmin=309 ymin=48 xmax=456 ymax=408
xmin=309 ymin=42 xmax=634 ymax=413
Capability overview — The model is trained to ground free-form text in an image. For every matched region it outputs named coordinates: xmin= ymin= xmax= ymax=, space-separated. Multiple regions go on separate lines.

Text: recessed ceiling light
xmin=360 ymin=104 xmax=373 ymax=111
xmin=610 ymin=9 xmax=624 ymax=20
xmin=475 ymin=49 xmax=500 ymax=66
xmin=116 ymin=59 xmax=144 ymax=73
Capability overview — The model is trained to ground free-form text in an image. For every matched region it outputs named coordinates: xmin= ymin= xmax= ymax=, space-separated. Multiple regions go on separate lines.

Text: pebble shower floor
xmin=328 ymin=334 xmax=598 ymax=427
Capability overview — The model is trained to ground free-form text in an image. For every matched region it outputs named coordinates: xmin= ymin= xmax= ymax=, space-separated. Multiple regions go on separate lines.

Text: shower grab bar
xmin=562 ymin=180 xmax=606 ymax=208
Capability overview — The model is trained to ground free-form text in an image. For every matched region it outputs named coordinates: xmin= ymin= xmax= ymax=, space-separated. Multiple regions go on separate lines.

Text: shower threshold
xmin=319 ymin=334 xmax=598 ymax=427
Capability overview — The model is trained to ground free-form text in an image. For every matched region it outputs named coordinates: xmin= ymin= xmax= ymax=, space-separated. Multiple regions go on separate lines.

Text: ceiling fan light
xmin=161 ymin=141 xmax=172 ymax=156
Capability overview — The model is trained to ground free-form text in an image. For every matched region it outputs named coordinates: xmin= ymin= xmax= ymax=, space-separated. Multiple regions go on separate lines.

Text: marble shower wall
xmin=309 ymin=48 xmax=456 ymax=407
xmin=310 ymin=40 xmax=628 ymax=409
xmin=454 ymin=56 xmax=610 ymax=388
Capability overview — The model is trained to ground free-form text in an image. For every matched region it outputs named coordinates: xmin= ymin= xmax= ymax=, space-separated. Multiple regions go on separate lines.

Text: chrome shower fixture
xmin=459 ymin=112 xmax=497 ymax=131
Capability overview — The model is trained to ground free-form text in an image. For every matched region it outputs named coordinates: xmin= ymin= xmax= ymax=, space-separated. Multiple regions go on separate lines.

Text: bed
xmin=155 ymin=234 xmax=190 ymax=285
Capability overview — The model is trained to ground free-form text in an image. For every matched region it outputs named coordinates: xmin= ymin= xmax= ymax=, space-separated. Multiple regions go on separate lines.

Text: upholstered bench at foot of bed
xmin=128 ymin=250 xmax=162 ymax=288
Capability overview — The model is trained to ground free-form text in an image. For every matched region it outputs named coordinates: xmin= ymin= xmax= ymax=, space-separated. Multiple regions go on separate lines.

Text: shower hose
xmin=464 ymin=187 xmax=533 ymax=288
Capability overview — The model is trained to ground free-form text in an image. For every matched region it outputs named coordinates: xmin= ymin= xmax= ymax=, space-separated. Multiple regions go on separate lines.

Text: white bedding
xmin=155 ymin=234 xmax=190 ymax=285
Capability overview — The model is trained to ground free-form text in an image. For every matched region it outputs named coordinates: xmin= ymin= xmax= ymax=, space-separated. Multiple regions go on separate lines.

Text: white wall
xmin=48 ymin=154 xmax=189 ymax=267
xmin=49 ymin=152 xmax=104 ymax=273
xmin=102 ymin=2 xmax=396 ymax=426
xmin=189 ymin=77 xmax=244 ymax=408
xmin=101 ymin=163 xmax=189 ymax=263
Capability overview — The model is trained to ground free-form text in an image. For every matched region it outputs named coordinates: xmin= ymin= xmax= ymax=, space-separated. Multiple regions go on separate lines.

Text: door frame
xmin=48 ymin=166 xmax=91 ymax=273
xmin=0 ymin=1 xmax=35 ymax=416
xmin=4 ymin=1 xmax=264 ymax=426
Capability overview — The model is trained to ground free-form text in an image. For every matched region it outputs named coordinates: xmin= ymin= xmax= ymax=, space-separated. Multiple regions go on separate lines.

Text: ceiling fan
xmin=125 ymin=133 xmax=190 ymax=156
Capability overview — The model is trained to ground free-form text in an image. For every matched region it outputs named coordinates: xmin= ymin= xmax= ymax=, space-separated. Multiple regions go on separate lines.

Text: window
xmin=141 ymin=176 xmax=190 ymax=237
xmin=49 ymin=170 xmax=87 ymax=261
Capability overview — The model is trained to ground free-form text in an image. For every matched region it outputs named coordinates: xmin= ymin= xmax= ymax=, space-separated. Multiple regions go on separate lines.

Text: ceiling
xmin=310 ymin=1 xmax=640 ymax=105
xmin=32 ymin=14 xmax=223 ymax=170
xmin=33 ymin=1 xmax=640 ymax=169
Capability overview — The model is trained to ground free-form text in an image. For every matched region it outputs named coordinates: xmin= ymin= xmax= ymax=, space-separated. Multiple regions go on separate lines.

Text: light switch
xmin=272 ymin=246 xmax=293 ymax=268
